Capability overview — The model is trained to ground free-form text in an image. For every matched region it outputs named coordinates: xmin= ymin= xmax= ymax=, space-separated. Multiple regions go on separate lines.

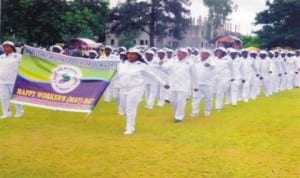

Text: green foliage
xmin=240 ymin=35 xmax=262 ymax=48
xmin=118 ymin=30 xmax=141 ymax=49
xmin=203 ymin=0 xmax=235 ymax=41
xmin=255 ymin=0 xmax=300 ymax=49
xmin=1 ymin=0 xmax=110 ymax=45
xmin=110 ymin=0 xmax=191 ymax=47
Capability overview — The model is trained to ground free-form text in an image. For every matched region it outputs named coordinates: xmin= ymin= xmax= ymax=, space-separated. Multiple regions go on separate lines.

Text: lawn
xmin=0 ymin=89 xmax=299 ymax=178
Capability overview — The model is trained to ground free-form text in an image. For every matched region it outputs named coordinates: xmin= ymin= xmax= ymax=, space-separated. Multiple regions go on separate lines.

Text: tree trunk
xmin=149 ymin=1 xmax=156 ymax=47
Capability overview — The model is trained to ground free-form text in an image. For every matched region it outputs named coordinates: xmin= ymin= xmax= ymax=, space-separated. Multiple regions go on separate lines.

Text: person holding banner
xmin=118 ymin=48 xmax=169 ymax=135
xmin=0 ymin=41 xmax=24 ymax=119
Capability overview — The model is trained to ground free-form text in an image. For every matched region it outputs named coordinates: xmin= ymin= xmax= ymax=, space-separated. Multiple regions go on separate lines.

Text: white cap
xmin=2 ymin=41 xmax=15 ymax=48
xmin=228 ymin=48 xmax=238 ymax=53
xmin=128 ymin=48 xmax=141 ymax=55
xmin=201 ymin=49 xmax=211 ymax=55
xmin=145 ymin=49 xmax=155 ymax=55
xmin=178 ymin=48 xmax=189 ymax=54
xmin=214 ymin=47 xmax=227 ymax=53
xmin=2 ymin=41 xmax=16 ymax=52
xmin=88 ymin=50 xmax=98 ymax=58
xmin=164 ymin=48 xmax=173 ymax=52
xmin=50 ymin=45 xmax=63 ymax=54
xmin=157 ymin=49 xmax=165 ymax=53
xmin=259 ymin=50 xmax=268 ymax=55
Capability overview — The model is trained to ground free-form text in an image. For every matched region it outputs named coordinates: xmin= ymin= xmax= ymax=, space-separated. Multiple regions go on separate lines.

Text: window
xmin=110 ymin=39 xmax=115 ymax=46
xmin=140 ymin=40 xmax=144 ymax=45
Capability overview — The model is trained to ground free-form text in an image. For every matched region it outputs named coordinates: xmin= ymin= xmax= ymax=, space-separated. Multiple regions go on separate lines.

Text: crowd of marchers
xmin=1 ymin=41 xmax=300 ymax=135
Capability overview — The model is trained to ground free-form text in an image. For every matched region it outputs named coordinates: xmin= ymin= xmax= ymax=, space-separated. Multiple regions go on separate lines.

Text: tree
xmin=1 ymin=0 xmax=110 ymax=45
xmin=202 ymin=0 xmax=235 ymax=41
xmin=110 ymin=0 xmax=191 ymax=47
xmin=240 ymin=35 xmax=262 ymax=48
xmin=255 ymin=0 xmax=300 ymax=49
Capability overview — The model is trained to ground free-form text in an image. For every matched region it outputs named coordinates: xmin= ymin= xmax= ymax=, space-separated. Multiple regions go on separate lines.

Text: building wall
xmin=105 ymin=16 xmax=238 ymax=49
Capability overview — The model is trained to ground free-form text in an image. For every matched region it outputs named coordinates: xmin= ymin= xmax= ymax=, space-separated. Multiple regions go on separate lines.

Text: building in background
xmin=105 ymin=16 xmax=240 ymax=49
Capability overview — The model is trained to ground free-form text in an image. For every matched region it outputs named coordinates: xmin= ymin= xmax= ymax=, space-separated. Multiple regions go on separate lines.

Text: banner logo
xmin=50 ymin=65 xmax=82 ymax=94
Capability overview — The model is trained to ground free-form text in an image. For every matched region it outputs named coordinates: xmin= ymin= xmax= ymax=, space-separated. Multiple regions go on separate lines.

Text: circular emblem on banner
xmin=50 ymin=65 xmax=82 ymax=94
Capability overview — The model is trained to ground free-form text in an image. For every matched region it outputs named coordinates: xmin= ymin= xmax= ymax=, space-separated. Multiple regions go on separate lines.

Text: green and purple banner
xmin=11 ymin=46 xmax=119 ymax=113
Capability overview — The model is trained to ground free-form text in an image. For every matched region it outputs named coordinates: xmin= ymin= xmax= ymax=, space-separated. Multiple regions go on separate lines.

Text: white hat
xmin=240 ymin=48 xmax=249 ymax=52
xmin=145 ymin=49 xmax=155 ymax=55
xmin=157 ymin=49 xmax=165 ymax=53
xmin=164 ymin=48 xmax=173 ymax=52
xmin=105 ymin=45 xmax=112 ymax=50
xmin=201 ymin=49 xmax=211 ymax=55
xmin=50 ymin=45 xmax=63 ymax=54
xmin=128 ymin=48 xmax=142 ymax=55
xmin=2 ymin=41 xmax=16 ymax=52
xmin=178 ymin=48 xmax=189 ymax=54
xmin=259 ymin=50 xmax=268 ymax=55
xmin=214 ymin=47 xmax=226 ymax=53
xmin=88 ymin=50 xmax=98 ymax=58
xmin=228 ymin=48 xmax=238 ymax=53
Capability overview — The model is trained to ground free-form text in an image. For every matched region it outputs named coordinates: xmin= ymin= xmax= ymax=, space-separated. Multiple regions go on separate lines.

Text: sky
xmin=109 ymin=0 xmax=268 ymax=35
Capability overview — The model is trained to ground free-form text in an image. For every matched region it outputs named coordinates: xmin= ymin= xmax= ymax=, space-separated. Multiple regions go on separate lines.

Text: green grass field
xmin=0 ymin=89 xmax=299 ymax=178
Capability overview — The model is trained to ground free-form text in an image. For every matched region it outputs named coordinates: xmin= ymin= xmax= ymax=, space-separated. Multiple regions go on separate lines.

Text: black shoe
xmin=174 ymin=119 xmax=182 ymax=123
xmin=165 ymin=99 xmax=170 ymax=103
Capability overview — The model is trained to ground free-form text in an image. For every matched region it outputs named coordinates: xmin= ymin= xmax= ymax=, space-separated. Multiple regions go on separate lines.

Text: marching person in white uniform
xmin=240 ymin=49 xmax=253 ymax=102
xmin=144 ymin=50 xmax=160 ymax=109
xmin=258 ymin=50 xmax=272 ymax=96
xmin=118 ymin=48 xmax=169 ymax=135
xmin=190 ymin=49 xmax=214 ymax=117
xmin=213 ymin=47 xmax=231 ymax=111
xmin=160 ymin=48 xmax=197 ymax=123
xmin=0 ymin=41 xmax=24 ymax=119
xmin=227 ymin=48 xmax=242 ymax=106
xmin=294 ymin=50 xmax=300 ymax=87
xmin=156 ymin=49 xmax=169 ymax=107
xmin=250 ymin=51 xmax=261 ymax=100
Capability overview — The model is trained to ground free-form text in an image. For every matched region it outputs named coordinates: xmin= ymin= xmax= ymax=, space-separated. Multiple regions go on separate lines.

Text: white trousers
xmin=0 ymin=84 xmax=23 ymax=116
xmin=191 ymin=85 xmax=213 ymax=115
xmin=228 ymin=79 xmax=241 ymax=105
xmin=169 ymin=91 xmax=187 ymax=121
xmin=144 ymin=84 xmax=159 ymax=109
xmin=215 ymin=78 xmax=230 ymax=110
xmin=241 ymin=77 xmax=252 ymax=101
xmin=119 ymin=87 xmax=143 ymax=132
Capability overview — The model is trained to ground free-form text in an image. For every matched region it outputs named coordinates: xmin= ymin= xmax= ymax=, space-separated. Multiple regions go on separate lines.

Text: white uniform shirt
xmin=117 ymin=60 xmax=166 ymax=92
xmin=161 ymin=57 xmax=197 ymax=92
xmin=259 ymin=58 xmax=271 ymax=76
xmin=213 ymin=56 xmax=232 ymax=80
xmin=229 ymin=58 xmax=242 ymax=80
xmin=0 ymin=52 xmax=22 ymax=84
xmin=240 ymin=57 xmax=254 ymax=80
xmin=194 ymin=57 xmax=215 ymax=86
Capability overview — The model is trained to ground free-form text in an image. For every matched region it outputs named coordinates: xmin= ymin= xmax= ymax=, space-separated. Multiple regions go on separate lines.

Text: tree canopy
xmin=1 ymin=0 xmax=110 ymax=46
xmin=255 ymin=0 xmax=300 ymax=49
xmin=110 ymin=0 xmax=191 ymax=47
xmin=202 ymin=0 xmax=235 ymax=41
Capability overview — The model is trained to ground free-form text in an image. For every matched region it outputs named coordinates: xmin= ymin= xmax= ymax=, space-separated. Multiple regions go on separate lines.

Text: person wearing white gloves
xmin=258 ymin=50 xmax=272 ymax=96
xmin=190 ymin=49 xmax=215 ymax=117
xmin=118 ymin=48 xmax=169 ymax=135
xmin=227 ymin=48 xmax=242 ymax=106
xmin=160 ymin=48 xmax=197 ymax=123
xmin=213 ymin=47 xmax=231 ymax=111
xmin=144 ymin=49 xmax=160 ymax=109
xmin=240 ymin=49 xmax=254 ymax=102
xmin=0 ymin=41 xmax=23 ymax=119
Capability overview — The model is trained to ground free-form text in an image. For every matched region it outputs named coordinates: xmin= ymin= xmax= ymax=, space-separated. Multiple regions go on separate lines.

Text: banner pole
xmin=84 ymin=111 xmax=92 ymax=124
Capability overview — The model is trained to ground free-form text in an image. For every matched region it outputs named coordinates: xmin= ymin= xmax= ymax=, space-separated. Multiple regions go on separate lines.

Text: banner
xmin=11 ymin=46 xmax=119 ymax=113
